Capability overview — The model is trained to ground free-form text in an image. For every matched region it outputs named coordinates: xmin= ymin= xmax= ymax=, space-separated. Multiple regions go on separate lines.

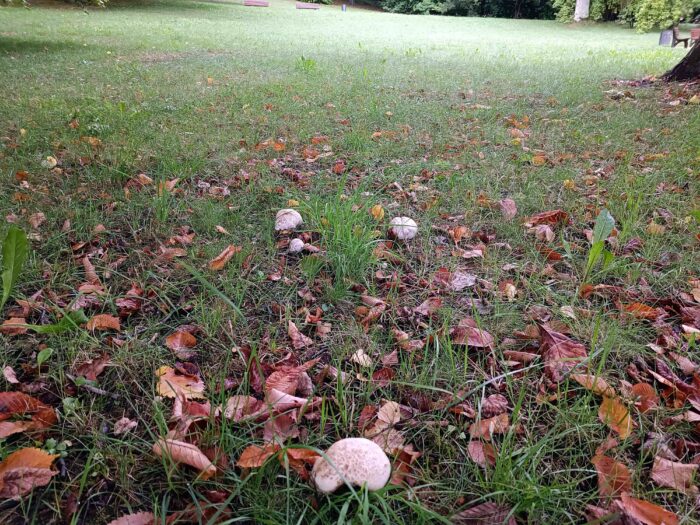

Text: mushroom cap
xmin=288 ymin=238 xmax=305 ymax=253
xmin=312 ymin=437 xmax=391 ymax=494
xmin=275 ymin=209 xmax=303 ymax=231
xmin=388 ymin=216 xmax=418 ymax=240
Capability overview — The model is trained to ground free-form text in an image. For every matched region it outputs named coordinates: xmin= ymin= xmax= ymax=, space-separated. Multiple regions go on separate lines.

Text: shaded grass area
xmin=1 ymin=0 xmax=699 ymax=523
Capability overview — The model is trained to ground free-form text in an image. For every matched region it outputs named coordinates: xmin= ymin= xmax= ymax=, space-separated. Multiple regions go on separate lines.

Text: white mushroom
xmin=388 ymin=216 xmax=418 ymax=240
xmin=312 ymin=437 xmax=391 ymax=494
xmin=275 ymin=209 xmax=303 ymax=231
xmin=288 ymin=238 xmax=305 ymax=253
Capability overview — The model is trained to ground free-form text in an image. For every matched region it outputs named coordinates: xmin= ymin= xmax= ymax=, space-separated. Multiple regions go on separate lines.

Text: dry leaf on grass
xmin=74 ymin=353 xmax=111 ymax=381
xmin=0 ymin=318 xmax=28 ymax=336
xmin=236 ymin=444 xmax=280 ymax=468
xmin=469 ymin=413 xmax=510 ymax=441
xmin=165 ymin=331 xmax=197 ymax=360
xmin=539 ymin=323 xmax=587 ymax=383
xmin=0 ymin=447 xmax=58 ymax=500
xmin=599 ymin=397 xmax=634 ymax=439
xmin=106 ymin=511 xmax=156 ymax=525
xmin=571 ymin=374 xmax=616 ymax=397
xmin=650 ymin=456 xmax=698 ymax=495
xmin=155 ymin=366 xmax=205 ymax=400
xmin=467 ymin=441 xmax=496 ymax=468
xmin=153 ymin=438 xmax=217 ymax=479
xmin=0 ymin=392 xmax=57 ymax=438
xmin=208 ymin=245 xmax=242 ymax=271
xmin=618 ymin=493 xmax=678 ymax=525
xmin=499 ymin=198 xmax=517 ymax=220
xmin=630 ymin=383 xmax=659 ymax=413
xmin=288 ymin=321 xmax=313 ymax=349
xmin=450 ymin=318 xmax=494 ymax=348
xmin=86 ymin=314 xmax=120 ymax=331
xmin=452 ymin=501 xmax=516 ymax=524
xmin=591 ymin=454 xmax=631 ymax=497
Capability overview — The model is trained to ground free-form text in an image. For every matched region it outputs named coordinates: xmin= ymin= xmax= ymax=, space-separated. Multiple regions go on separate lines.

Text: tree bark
xmin=574 ymin=0 xmax=590 ymax=22
xmin=663 ymin=43 xmax=700 ymax=81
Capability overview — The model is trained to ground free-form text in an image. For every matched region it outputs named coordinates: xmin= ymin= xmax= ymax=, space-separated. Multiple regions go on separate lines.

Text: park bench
xmin=671 ymin=26 xmax=690 ymax=48
xmin=244 ymin=0 xmax=269 ymax=6
xmin=691 ymin=28 xmax=700 ymax=46
xmin=296 ymin=1 xmax=320 ymax=9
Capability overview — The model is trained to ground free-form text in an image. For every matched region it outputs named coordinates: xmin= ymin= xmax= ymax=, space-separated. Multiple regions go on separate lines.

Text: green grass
xmin=1 ymin=1 xmax=700 ymax=523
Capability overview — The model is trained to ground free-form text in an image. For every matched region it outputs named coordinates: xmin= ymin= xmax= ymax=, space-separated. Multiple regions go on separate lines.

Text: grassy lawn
xmin=1 ymin=0 xmax=699 ymax=523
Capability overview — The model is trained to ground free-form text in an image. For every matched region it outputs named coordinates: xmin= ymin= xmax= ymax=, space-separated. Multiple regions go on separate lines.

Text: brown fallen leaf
xmin=0 ymin=447 xmax=58 ymax=500
xmin=467 ymin=441 xmax=496 ymax=468
xmin=106 ymin=511 xmax=156 ymax=525
xmin=523 ymin=209 xmax=569 ymax=228
xmin=650 ymin=456 xmax=698 ymax=496
xmin=0 ymin=318 xmax=28 ymax=336
xmin=74 ymin=353 xmax=110 ymax=381
xmin=287 ymin=321 xmax=313 ymax=350
xmin=155 ymin=366 xmax=205 ymax=400
xmin=165 ymin=331 xmax=197 ymax=360
xmin=571 ymin=374 xmax=616 ymax=397
xmin=469 ymin=413 xmax=510 ymax=441
xmin=618 ymin=493 xmax=678 ymax=525
xmin=0 ymin=392 xmax=57 ymax=438
xmin=452 ymin=501 xmax=516 ymax=524
xmin=599 ymin=396 xmax=633 ymax=439
xmin=591 ymin=454 xmax=631 ymax=497
xmin=236 ymin=443 xmax=280 ymax=468
xmin=86 ymin=314 xmax=120 ymax=332
xmin=630 ymin=383 xmax=658 ymax=413
xmin=539 ymin=323 xmax=587 ymax=383
xmin=450 ymin=318 xmax=494 ymax=348
xmin=208 ymin=245 xmax=242 ymax=271
xmin=153 ymin=438 xmax=217 ymax=479
xmin=282 ymin=448 xmax=320 ymax=481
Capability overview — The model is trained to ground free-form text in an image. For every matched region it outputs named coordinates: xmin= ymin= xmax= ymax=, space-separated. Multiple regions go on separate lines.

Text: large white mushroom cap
xmin=388 ymin=216 xmax=418 ymax=240
xmin=275 ymin=209 xmax=303 ymax=231
xmin=312 ymin=437 xmax=391 ymax=494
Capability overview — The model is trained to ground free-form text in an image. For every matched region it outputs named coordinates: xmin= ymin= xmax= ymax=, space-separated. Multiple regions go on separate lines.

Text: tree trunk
xmin=574 ymin=0 xmax=590 ymax=22
xmin=663 ymin=44 xmax=700 ymax=81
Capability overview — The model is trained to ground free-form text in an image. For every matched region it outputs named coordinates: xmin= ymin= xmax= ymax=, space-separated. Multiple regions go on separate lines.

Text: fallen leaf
xmin=370 ymin=204 xmax=385 ymax=221
xmin=539 ymin=323 xmax=587 ymax=383
xmin=156 ymin=366 xmax=205 ymax=400
xmin=165 ymin=331 xmax=197 ymax=360
xmin=86 ymin=314 xmax=120 ymax=331
xmin=469 ymin=413 xmax=510 ymax=441
xmin=618 ymin=493 xmax=678 ymax=525
xmin=524 ymin=209 xmax=569 ymax=227
xmin=236 ymin=444 xmax=280 ymax=468
xmin=599 ymin=396 xmax=633 ymax=439
xmin=288 ymin=321 xmax=313 ymax=349
xmin=153 ymin=438 xmax=217 ymax=479
xmin=571 ymin=374 xmax=616 ymax=397
xmin=650 ymin=456 xmax=698 ymax=495
xmin=0 ymin=447 xmax=58 ymax=500
xmin=591 ymin=454 xmax=631 ymax=497
xmin=467 ymin=441 xmax=496 ymax=467
xmin=450 ymin=318 xmax=494 ymax=348
xmin=452 ymin=501 xmax=516 ymax=524
xmin=74 ymin=353 xmax=110 ymax=382
xmin=0 ymin=392 xmax=57 ymax=438
xmin=208 ymin=245 xmax=242 ymax=271
xmin=106 ymin=511 xmax=156 ymax=525
xmin=630 ymin=383 xmax=658 ymax=413
xmin=0 ymin=318 xmax=28 ymax=336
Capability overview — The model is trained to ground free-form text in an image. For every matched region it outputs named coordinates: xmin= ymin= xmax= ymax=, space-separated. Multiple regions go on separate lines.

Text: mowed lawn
xmin=1 ymin=1 xmax=700 ymax=523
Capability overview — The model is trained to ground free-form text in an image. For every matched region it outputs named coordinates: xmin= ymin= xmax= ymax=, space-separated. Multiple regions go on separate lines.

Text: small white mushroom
xmin=288 ymin=238 xmax=305 ymax=253
xmin=275 ymin=209 xmax=303 ymax=231
xmin=312 ymin=437 xmax=391 ymax=494
xmin=388 ymin=216 xmax=418 ymax=240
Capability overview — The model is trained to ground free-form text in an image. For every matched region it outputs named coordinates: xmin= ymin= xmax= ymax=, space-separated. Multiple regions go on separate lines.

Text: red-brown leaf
xmin=591 ymin=454 xmax=631 ymax=497
xmin=152 ymin=438 xmax=217 ymax=479
xmin=86 ymin=314 xmax=120 ymax=331
xmin=618 ymin=493 xmax=678 ymax=525
xmin=599 ymin=396 xmax=633 ymax=439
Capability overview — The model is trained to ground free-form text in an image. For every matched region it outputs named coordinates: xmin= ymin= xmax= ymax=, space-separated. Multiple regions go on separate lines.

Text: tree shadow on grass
xmin=0 ymin=36 xmax=84 ymax=55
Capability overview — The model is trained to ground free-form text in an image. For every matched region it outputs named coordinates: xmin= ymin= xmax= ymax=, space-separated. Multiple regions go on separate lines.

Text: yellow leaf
xmin=599 ymin=396 xmax=633 ymax=439
xmin=370 ymin=204 xmax=385 ymax=221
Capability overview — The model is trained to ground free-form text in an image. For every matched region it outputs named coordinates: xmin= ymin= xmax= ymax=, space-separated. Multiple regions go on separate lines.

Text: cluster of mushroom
xmin=274 ymin=208 xmax=418 ymax=244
